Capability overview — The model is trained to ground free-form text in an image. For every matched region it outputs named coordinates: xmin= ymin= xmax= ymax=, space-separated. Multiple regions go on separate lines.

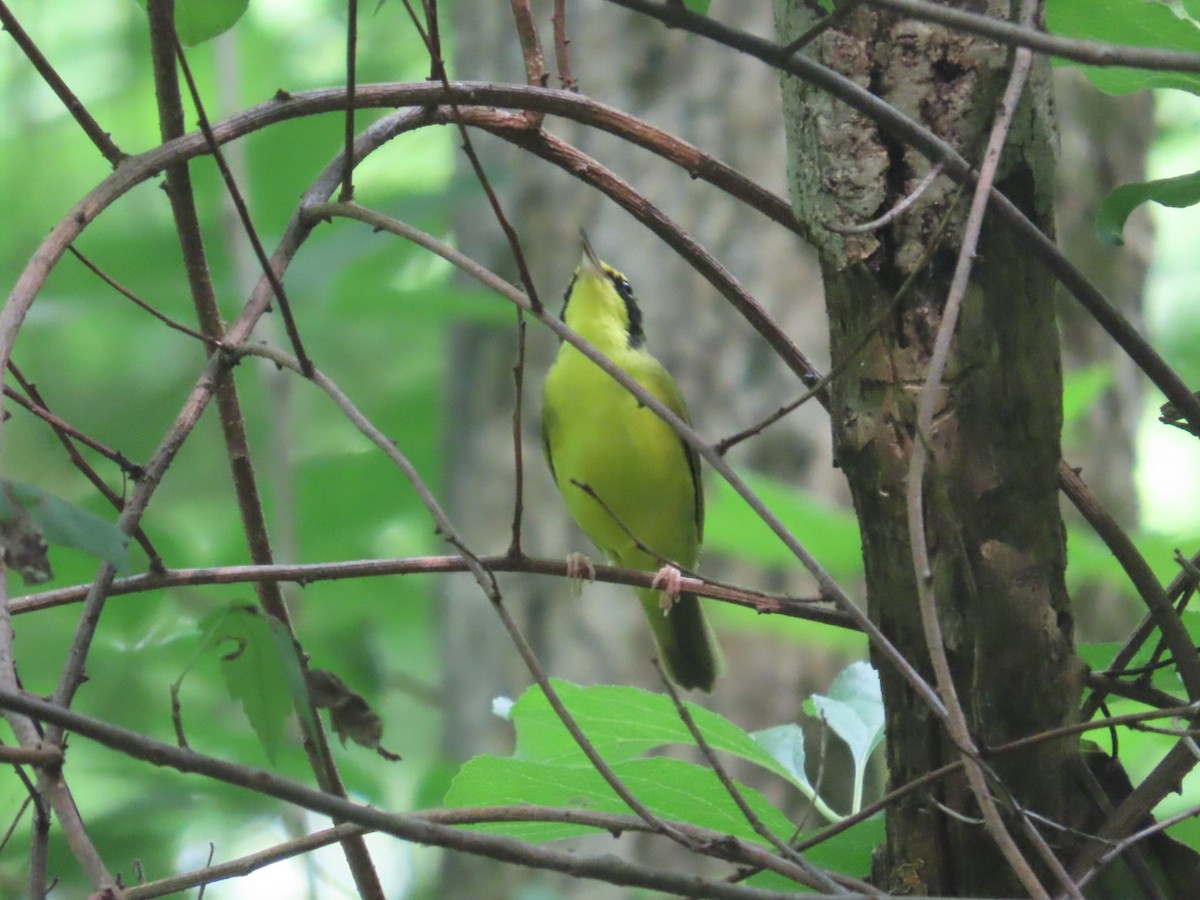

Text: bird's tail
xmin=638 ymin=589 xmax=724 ymax=692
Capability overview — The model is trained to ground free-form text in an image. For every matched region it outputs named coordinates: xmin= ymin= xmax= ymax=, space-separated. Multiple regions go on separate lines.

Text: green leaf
xmin=752 ymin=724 xmax=813 ymax=794
xmin=803 ymin=662 xmax=883 ymax=812
xmin=0 ymin=480 xmax=130 ymax=577
xmin=133 ymin=0 xmax=249 ymax=46
xmin=443 ymin=681 xmax=822 ymax=847
xmin=508 ymin=680 xmax=796 ymax=778
xmin=1095 ymin=170 xmax=1200 ymax=246
xmin=1046 ymin=0 xmax=1200 ymax=95
xmin=682 ymin=0 xmax=711 ymax=15
xmin=200 ymin=605 xmax=296 ymax=764
xmin=1062 ymin=365 xmax=1114 ymax=427
xmin=743 ymin=818 xmax=883 ymax=892
xmin=804 ymin=662 xmax=884 ymax=768
xmin=444 ymin=755 xmax=797 ymax=846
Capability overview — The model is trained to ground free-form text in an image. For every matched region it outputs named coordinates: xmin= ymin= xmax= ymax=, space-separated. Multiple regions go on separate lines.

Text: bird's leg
xmin=651 ymin=564 xmax=683 ymax=615
xmin=565 ymin=551 xmax=596 ymax=598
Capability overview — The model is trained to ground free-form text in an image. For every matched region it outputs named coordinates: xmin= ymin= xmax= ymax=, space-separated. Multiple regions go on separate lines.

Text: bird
xmin=541 ymin=233 xmax=723 ymax=691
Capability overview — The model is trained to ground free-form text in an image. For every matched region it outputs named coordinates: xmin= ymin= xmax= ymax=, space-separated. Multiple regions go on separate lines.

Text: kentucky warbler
xmin=541 ymin=235 xmax=722 ymax=691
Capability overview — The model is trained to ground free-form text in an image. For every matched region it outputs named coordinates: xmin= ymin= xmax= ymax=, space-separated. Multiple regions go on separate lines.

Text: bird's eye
xmin=611 ymin=276 xmax=634 ymax=301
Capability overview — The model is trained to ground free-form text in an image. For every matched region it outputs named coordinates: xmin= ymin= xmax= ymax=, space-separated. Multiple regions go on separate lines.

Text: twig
xmin=1075 ymin=802 xmax=1200 ymax=893
xmin=653 ymin=660 xmax=856 ymax=895
xmin=1060 ymin=463 xmax=1200 ymax=702
xmin=823 ymin=163 xmax=944 ymax=234
xmin=0 ymin=2 xmax=124 ymax=166
xmin=341 ymin=0 xmax=358 ymax=201
xmin=397 ymin=2 xmax=545 ymax=310
xmin=67 ymin=245 xmax=218 ymax=347
xmin=868 ymin=0 xmax=1200 ymax=73
xmin=10 ymin=554 xmax=847 ymax=627
xmin=509 ymin=0 xmax=549 ymax=88
xmin=303 ymin=200 xmax=947 ymax=721
xmin=551 ymin=0 xmax=577 ymax=90
xmin=172 ymin=37 xmax=313 ymax=376
xmin=782 ymin=0 xmax=868 ymax=55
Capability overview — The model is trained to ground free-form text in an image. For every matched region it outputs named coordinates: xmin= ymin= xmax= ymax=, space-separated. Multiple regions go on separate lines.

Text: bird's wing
xmin=540 ymin=399 xmax=559 ymax=487
xmin=643 ymin=361 xmax=704 ymax=543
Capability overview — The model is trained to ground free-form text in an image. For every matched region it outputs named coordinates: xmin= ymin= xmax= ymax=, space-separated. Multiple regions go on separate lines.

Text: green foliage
xmin=705 ymin=469 xmax=865 ymax=582
xmin=802 ymin=662 xmax=884 ymax=814
xmin=1062 ymin=365 xmax=1114 ymax=428
xmin=133 ymin=0 xmax=250 ymax=46
xmin=1046 ymin=0 xmax=1200 ymax=95
xmin=1047 ymin=0 xmax=1200 ymax=242
xmin=0 ymin=478 xmax=130 ymax=580
xmin=1095 ymin=169 xmax=1200 ymax=245
xmin=445 ymin=673 xmax=883 ymax=882
xmin=195 ymin=604 xmax=307 ymax=764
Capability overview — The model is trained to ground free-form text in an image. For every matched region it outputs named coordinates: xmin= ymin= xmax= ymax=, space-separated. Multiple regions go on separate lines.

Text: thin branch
xmin=303 ymin=200 xmax=947 ymax=721
xmin=0 ymin=1 xmax=124 ymax=165
xmin=10 ymin=554 xmax=846 ymax=626
xmin=868 ymin=0 xmax=1200 ymax=73
xmin=653 ymin=661 xmax=856 ymax=895
xmin=397 ymin=2 xmax=545 ymax=311
xmin=1060 ymin=462 xmax=1200 ymax=702
xmin=172 ymin=37 xmax=313 ymax=376
xmin=823 ymin=163 xmax=944 ymax=235
xmin=509 ymin=0 xmax=549 ymax=88
xmin=67 ymin=245 xmax=218 ymax=347
xmin=782 ymin=0 xmax=867 ymax=55
xmin=603 ymin=0 xmax=1200 ymax=431
xmin=551 ymin=0 xmax=577 ymax=90
xmin=341 ymin=0 xmax=358 ymax=201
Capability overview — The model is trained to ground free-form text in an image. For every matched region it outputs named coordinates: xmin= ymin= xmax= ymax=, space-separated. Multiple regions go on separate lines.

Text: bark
xmin=774 ymin=2 xmax=1086 ymax=894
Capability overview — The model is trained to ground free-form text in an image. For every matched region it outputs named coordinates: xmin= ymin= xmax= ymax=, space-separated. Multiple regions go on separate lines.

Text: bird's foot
xmin=651 ymin=564 xmax=683 ymax=615
xmin=565 ymin=552 xmax=596 ymax=598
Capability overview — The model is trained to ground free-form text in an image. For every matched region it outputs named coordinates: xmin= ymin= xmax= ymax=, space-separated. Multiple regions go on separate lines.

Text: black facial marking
xmin=609 ymin=272 xmax=644 ymax=348
xmin=560 ymin=273 xmax=578 ymax=322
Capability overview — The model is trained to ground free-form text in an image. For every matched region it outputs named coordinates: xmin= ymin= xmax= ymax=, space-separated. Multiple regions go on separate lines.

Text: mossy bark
xmin=775 ymin=2 xmax=1087 ymax=894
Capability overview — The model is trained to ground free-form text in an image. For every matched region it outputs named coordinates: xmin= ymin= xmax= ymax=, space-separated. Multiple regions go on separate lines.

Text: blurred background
xmin=1 ymin=0 xmax=1198 ymax=896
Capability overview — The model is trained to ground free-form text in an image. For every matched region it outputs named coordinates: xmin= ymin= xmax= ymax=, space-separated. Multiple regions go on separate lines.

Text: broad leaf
xmin=200 ymin=605 xmax=296 ymax=764
xmin=134 ymin=0 xmax=250 ymax=46
xmin=0 ymin=479 xmax=129 ymax=579
xmin=1046 ymin=0 xmax=1200 ymax=95
xmin=1095 ymin=170 xmax=1200 ymax=246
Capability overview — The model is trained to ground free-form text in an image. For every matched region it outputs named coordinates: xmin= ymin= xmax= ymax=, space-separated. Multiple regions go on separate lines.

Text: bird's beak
xmin=579 ymin=230 xmax=604 ymax=275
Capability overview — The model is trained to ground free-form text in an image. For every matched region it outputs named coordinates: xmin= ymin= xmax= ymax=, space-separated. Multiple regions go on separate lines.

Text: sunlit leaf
xmin=1046 ymin=0 xmax=1200 ymax=94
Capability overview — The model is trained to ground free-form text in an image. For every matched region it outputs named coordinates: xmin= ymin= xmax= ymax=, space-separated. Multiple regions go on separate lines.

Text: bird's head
xmin=560 ymin=231 xmax=644 ymax=349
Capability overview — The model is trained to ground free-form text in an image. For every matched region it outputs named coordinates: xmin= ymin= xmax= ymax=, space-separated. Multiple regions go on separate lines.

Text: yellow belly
xmin=543 ymin=348 xmax=698 ymax=571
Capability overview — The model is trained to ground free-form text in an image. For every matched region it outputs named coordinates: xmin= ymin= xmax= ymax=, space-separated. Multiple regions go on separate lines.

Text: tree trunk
xmin=774 ymin=2 xmax=1085 ymax=894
